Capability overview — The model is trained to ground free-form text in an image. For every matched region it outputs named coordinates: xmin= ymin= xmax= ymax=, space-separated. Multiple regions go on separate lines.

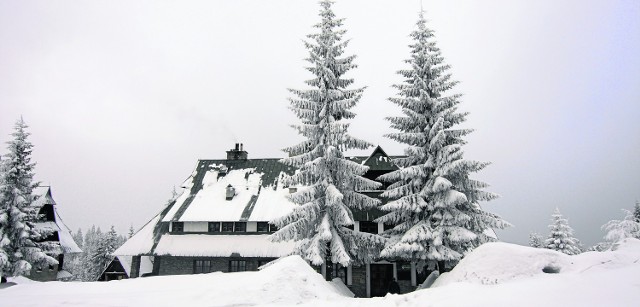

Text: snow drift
xmin=2 ymin=255 xmax=352 ymax=307
xmin=3 ymin=240 xmax=640 ymax=307
xmin=433 ymin=238 xmax=640 ymax=287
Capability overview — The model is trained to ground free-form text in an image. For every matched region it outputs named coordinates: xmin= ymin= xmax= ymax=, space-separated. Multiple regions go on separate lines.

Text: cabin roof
xmin=32 ymin=187 xmax=82 ymax=254
xmin=114 ymin=146 xmax=400 ymax=257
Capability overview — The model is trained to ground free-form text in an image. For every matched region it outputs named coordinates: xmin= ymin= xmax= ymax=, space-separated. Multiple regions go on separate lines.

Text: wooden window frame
xmin=234 ymin=222 xmax=246 ymax=232
xmin=221 ymin=222 xmax=234 ymax=232
xmin=194 ymin=260 xmax=212 ymax=274
xmin=208 ymin=222 xmax=221 ymax=233
xmin=172 ymin=222 xmax=184 ymax=233
xmin=229 ymin=260 xmax=247 ymax=272
xmin=256 ymin=222 xmax=269 ymax=233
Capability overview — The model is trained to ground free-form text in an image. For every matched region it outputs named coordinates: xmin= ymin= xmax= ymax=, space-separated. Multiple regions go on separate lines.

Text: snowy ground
xmin=3 ymin=239 xmax=640 ymax=307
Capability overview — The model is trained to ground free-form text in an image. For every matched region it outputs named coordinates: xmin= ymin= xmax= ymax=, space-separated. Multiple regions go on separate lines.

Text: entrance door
xmin=370 ymin=264 xmax=394 ymax=297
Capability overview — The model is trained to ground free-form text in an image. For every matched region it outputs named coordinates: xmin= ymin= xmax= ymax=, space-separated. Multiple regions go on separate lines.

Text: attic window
xmin=226 ymin=185 xmax=236 ymax=200
xmin=288 ymin=187 xmax=297 ymax=194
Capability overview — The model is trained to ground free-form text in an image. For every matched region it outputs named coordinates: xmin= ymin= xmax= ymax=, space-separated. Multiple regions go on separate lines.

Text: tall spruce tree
xmin=544 ymin=208 xmax=582 ymax=255
xmin=633 ymin=200 xmax=640 ymax=224
xmin=0 ymin=118 xmax=57 ymax=277
xmin=376 ymin=13 xmax=510 ymax=273
xmin=271 ymin=0 xmax=384 ymax=269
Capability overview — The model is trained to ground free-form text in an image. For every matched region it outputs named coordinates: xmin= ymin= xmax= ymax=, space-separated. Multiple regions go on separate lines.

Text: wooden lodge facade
xmin=114 ymin=144 xmax=430 ymax=297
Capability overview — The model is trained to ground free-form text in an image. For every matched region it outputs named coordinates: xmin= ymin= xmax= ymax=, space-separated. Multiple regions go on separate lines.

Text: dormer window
xmin=226 ymin=185 xmax=236 ymax=200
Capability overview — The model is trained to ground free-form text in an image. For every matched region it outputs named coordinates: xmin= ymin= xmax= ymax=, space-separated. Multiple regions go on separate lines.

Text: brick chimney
xmin=226 ymin=143 xmax=248 ymax=160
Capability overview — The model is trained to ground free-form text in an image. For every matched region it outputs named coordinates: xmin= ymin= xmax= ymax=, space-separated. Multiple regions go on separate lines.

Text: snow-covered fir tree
xmin=602 ymin=208 xmax=640 ymax=244
xmin=633 ymin=200 xmax=640 ymax=223
xmin=78 ymin=225 xmax=101 ymax=281
xmin=271 ymin=0 xmax=384 ymax=270
xmin=544 ymin=208 xmax=582 ymax=255
xmin=90 ymin=226 xmax=120 ymax=280
xmin=376 ymin=12 xmax=510 ymax=273
xmin=528 ymin=232 xmax=544 ymax=248
xmin=128 ymin=225 xmax=135 ymax=239
xmin=0 ymin=118 xmax=58 ymax=277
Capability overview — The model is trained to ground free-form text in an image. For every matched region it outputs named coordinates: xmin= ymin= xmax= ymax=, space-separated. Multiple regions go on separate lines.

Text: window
xmin=234 ymin=222 xmax=246 ymax=232
xmin=269 ymin=223 xmax=278 ymax=232
xmin=359 ymin=221 xmax=378 ymax=234
xmin=257 ymin=260 xmax=272 ymax=268
xmin=172 ymin=222 xmax=184 ymax=233
xmin=229 ymin=260 xmax=247 ymax=272
xmin=208 ymin=222 xmax=220 ymax=233
xmin=222 ymin=222 xmax=234 ymax=232
xmin=256 ymin=222 xmax=269 ymax=233
xmin=194 ymin=260 xmax=212 ymax=274
xmin=397 ymin=261 xmax=412 ymax=281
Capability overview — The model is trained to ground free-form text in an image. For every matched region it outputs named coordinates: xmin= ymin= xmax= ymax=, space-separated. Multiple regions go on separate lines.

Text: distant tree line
xmin=66 ymin=225 xmax=128 ymax=281
xmin=529 ymin=202 xmax=640 ymax=254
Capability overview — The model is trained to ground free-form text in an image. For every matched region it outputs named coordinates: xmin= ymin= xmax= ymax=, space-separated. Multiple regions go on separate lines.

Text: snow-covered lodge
xmin=115 ymin=144 xmax=424 ymax=297
xmin=30 ymin=187 xmax=82 ymax=281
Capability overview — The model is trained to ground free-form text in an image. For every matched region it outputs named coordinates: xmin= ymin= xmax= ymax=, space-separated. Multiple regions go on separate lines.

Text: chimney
xmin=226 ymin=143 xmax=248 ymax=160
xmin=225 ymin=184 xmax=236 ymax=200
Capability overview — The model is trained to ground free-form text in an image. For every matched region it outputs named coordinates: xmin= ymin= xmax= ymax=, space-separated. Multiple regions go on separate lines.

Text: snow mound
xmin=433 ymin=242 xmax=571 ymax=286
xmin=1 ymin=255 xmax=351 ymax=307
xmin=433 ymin=238 xmax=640 ymax=287
xmin=257 ymin=255 xmax=353 ymax=302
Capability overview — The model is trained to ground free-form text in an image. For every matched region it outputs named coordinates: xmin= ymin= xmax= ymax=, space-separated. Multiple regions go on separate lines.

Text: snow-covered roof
xmin=153 ymin=234 xmax=295 ymax=257
xmin=32 ymin=187 xmax=82 ymax=254
xmin=113 ymin=214 xmax=161 ymax=256
xmin=32 ymin=186 xmax=56 ymax=208
xmin=162 ymin=159 xmax=297 ymax=223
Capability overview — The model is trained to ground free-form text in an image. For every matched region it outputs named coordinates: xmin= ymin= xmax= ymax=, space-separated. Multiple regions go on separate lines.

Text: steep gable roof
xmin=32 ymin=187 xmax=82 ymax=254
xmin=361 ymin=145 xmax=398 ymax=171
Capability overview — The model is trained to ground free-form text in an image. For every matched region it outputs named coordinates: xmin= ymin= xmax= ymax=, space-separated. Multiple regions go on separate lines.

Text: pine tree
xmin=128 ymin=225 xmax=135 ymax=239
xmin=376 ymin=13 xmax=509 ymax=273
xmin=90 ymin=226 xmax=119 ymax=280
xmin=544 ymin=208 xmax=582 ymax=255
xmin=528 ymin=232 xmax=544 ymax=248
xmin=271 ymin=0 xmax=384 ymax=269
xmin=79 ymin=225 xmax=101 ymax=281
xmin=0 ymin=118 xmax=58 ymax=277
xmin=633 ymin=200 xmax=640 ymax=224
xmin=73 ymin=228 xmax=84 ymax=250
xmin=602 ymin=208 xmax=640 ymax=244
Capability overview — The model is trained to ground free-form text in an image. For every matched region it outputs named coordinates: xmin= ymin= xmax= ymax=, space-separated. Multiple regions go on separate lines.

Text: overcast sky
xmin=1 ymin=0 xmax=638 ymax=246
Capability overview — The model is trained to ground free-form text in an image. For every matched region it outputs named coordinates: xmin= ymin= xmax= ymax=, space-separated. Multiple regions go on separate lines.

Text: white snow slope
xmin=3 ymin=239 xmax=640 ymax=307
